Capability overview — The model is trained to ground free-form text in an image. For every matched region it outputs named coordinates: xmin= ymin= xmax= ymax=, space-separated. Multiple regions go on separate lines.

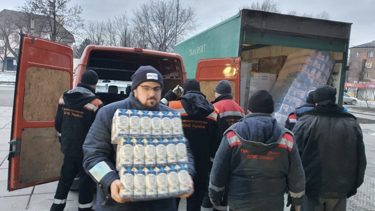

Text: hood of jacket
xmin=295 ymin=103 xmax=315 ymax=118
xmin=232 ymin=113 xmax=283 ymax=154
xmin=179 ymin=90 xmax=215 ymax=119
xmin=306 ymin=101 xmax=356 ymax=119
xmin=63 ymin=84 xmax=97 ymax=109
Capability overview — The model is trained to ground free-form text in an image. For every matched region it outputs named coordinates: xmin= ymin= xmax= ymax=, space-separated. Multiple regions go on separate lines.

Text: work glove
xmin=172 ymin=85 xmax=184 ymax=97
xmin=210 ymin=198 xmax=220 ymax=207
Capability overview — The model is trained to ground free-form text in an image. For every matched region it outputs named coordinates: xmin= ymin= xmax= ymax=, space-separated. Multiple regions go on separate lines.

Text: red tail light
xmin=134 ymin=48 xmax=143 ymax=52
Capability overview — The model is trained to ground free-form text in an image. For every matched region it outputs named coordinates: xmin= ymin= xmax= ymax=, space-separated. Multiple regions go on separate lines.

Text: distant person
xmin=166 ymin=79 xmax=221 ymax=211
xmin=202 ymin=80 xmax=245 ymax=211
xmin=293 ymin=85 xmax=367 ymax=211
xmin=209 ymin=90 xmax=305 ymax=211
xmin=51 ymin=69 xmax=103 ymax=211
xmin=285 ymin=91 xmax=315 ymax=131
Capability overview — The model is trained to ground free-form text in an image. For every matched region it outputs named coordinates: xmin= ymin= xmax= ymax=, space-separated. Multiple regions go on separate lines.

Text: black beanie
xmin=81 ymin=69 xmax=98 ymax=85
xmin=131 ymin=66 xmax=164 ymax=90
xmin=183 ymin=79 xmax=200 ymax=93
xmin=247 ymin=90 xmax=274 ymax=114
xmin=314 ymin=85 xmax=336 ymax=103
xmin=306 ymin=91 xmax=315 ymax=104
xmin=215 ymin=80 xmax=232 ymax=95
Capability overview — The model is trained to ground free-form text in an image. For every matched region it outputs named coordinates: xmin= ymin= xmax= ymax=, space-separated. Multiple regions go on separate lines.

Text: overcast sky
xmin=1 ymin=0 xmax=374 ymax=47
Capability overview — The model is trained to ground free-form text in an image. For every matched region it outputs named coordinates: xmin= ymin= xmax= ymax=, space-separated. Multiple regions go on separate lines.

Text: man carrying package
xmin=83 ymin=66 xmax=195 ymax=211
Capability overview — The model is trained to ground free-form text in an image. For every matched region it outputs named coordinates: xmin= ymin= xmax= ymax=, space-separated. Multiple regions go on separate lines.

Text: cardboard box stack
xmin=112 ymin=109 xmax=190 ymax=200
xmin=270 ymin=50 xmax=335 ymax=124
xmin=248 ymin=73 xmax=277 ymax=98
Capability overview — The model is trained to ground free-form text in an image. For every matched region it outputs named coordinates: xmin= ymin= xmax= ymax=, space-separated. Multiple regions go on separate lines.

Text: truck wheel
xmin=351 ymin=100 xmax=357 ymax=105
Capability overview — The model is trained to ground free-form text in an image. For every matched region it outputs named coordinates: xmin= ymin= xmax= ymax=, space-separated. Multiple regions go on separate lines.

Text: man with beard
xmin=82 ymin=66 xmax=195 ymax=211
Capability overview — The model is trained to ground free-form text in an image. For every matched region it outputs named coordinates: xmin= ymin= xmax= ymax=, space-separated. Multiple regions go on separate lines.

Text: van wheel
xmin=351 ymin=100 xmax=357 ymax=105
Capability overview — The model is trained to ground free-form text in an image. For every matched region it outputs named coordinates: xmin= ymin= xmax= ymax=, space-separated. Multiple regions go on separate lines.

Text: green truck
xmin=175 ymin=9 xmax=351 ymax=123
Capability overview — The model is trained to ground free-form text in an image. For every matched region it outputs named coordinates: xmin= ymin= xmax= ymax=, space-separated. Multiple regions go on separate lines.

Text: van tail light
xmin=134 ymin=48 xmax=143 ymax=52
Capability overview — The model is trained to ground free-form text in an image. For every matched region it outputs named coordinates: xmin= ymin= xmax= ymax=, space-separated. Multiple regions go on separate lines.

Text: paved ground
xmin=0 ymin=86 xmax=15 ymax=107
xmin=0 ymin=105 xmax=374 ymax=210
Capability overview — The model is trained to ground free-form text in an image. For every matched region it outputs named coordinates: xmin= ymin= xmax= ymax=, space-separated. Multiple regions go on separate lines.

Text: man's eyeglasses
xmin=140 ymin=85 xmax=162 ymax=92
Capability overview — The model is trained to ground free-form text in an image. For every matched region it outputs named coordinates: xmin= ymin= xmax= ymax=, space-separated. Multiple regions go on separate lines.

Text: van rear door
xmin=195 ymin=57 xmax=241 ymax=104
xmin=8 ymin=35 xmax=73 ymax=191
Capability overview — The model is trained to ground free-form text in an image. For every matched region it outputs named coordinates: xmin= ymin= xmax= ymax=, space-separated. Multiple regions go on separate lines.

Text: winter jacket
xmin=55 ymin=83 xmax=103 ymax=158
xmin=212 ymin=94 xmax=245 ymax=137
xmin=82 ymin=92 xmax=195 ymax=210
xmin=293 ymin=102 xmax=366 ymax=199
xmin=284 ymin=103 xmax=315 ymax=131
xmin=169 ymin=90 xmax=220 ymax=182
xmin=209 ymin=113 xmax=305 ymax=211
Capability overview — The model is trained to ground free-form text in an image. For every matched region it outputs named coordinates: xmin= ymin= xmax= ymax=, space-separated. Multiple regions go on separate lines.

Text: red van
xmin=8 ymin=34 xmax=186 ymax=191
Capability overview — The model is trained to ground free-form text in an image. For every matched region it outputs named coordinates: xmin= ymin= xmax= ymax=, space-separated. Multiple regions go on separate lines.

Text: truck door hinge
xmin=9 ymin=138 xmax=21 ymax=159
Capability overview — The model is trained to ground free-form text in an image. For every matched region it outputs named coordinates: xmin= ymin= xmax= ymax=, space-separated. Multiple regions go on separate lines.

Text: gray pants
xmin=301 ymin=195 xmax=347 ymax=211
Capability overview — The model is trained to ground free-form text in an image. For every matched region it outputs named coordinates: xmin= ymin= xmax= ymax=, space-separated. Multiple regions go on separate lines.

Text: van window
xmin=87 ymin=50 xmax=183 ymax=104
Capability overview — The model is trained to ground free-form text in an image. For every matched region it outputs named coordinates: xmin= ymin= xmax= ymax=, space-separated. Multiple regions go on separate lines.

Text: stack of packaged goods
xmin=112 ymin=109 xmax=190 ymax=200
xmin=270 ymin=50 xmax=335 ymax=124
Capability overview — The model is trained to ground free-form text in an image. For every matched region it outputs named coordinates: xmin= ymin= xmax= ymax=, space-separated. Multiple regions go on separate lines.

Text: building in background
xmin=348 ymin=41 xmax=375 ymax=83
xmin=0 ymin=9 xmax=75 ymax=71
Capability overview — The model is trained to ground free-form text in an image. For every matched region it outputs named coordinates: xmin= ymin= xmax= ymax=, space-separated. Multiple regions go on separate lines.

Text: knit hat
xmin=183 ymin=79 xmax=200 ymax=93
xmin=306 ymin=91 xmax=315 ymax=104
xmin=131 ymin=66 xmax=164 ymax=90
xmin=81 ymin=69 xmax=98 ymax=85
xmin=215 ymin=80 xmax=232 ymax=95
xmin=247 ymin=90 xmax=274 ymax=114
xmin=314 ymin=85 xmax=336 ymax=103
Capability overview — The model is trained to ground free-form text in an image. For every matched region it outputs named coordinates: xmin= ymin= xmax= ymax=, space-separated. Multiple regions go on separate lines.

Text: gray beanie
xmin=215 ymin=80 xmax=232 ymax=95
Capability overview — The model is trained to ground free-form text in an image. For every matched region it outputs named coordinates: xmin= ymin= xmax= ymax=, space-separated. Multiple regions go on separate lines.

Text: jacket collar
xmin=211 ymin=94 xmax=233 ymax=104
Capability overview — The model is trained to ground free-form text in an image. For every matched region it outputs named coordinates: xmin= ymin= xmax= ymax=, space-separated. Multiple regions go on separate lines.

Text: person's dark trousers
xmin=50 ymin=155 xmax=95 ymax=211
xmin=301 ymin=195 xmax=347 ymax=211
xmin=176 ymin=181 xmax=207 ymax=211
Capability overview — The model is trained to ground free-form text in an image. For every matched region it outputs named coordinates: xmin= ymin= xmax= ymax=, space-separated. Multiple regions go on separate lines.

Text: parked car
xmin=343 ymin=93 xmax=358 ymax=105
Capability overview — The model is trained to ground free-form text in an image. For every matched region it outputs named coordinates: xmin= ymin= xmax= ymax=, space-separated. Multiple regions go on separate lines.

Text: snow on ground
xmin=0 ymin=71 xmax=16 ymax=82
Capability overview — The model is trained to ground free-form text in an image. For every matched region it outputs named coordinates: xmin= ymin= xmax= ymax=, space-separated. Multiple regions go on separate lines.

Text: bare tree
xmin=115 ymin=14 xmax=134 ymax=47
xmin=242 ymin=0 xmax=280 ymax=13
xmin=316 ymin=11 xmax=330 ymax=20
xmin=20 ymin=0 xmax=83 ymax=43
xmin=288 ymin=10 xmax=330 ymax=20
xmin=85 ymin=21 xmax=106 ymax=45
xmin=287 ymin=10 xmax=297 ymax=16
xmin=73 ymin=38 xmax=91 ymax=58
xmin=105 ymin=19 xmax=117 ymax=46
xmin=358 ymin=88 xmax=375 ymax=108
xmin=132 ymin=0 xmax=197 ymax=52
xmin=0 ymin=14 xmax=21 ymax=69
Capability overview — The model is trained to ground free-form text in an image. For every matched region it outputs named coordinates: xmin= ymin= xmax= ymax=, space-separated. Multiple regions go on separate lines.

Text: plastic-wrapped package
xmin=162 ymin=112 xmax=173 ymax=137
xmin=166 ymin=165 xmax=180 ymax=195
xmin=133 ymin=139 xmax=145 ymax=167
xmin=145 ymin=139 xmax=157 ymax=166
xmin=271 ymin=50 xmax=334 ymax=124
xmin=166 ymin=138 xmax=178 ymax=164
xmin=113 ymin=109 xmax=190 ymax=200
xmin=176 ymin=164 xmax=190 ymax=193
xmin=145 ymin=167 xmax=157 ymax=198
xmin=119 ymin=167 xmax=134 ymax=198
xmin=111 ymin=109 xmax=132 ymax=144
xmin=152 ymin=112 xmax=163 ymax=137
xmin=155 ymin=167 xmax=169 ymax=197
xmin=116 ymin=137 xmax=134 ymax=170
xmin=176 ymin=138 xmax=188 ymax=163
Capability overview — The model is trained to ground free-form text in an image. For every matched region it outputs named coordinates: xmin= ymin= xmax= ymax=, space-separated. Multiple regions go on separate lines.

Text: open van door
xmin=8 ymin=35 xmax=73 ymax=191
xmin=195 ymin=57 xmax=241 ymax=104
